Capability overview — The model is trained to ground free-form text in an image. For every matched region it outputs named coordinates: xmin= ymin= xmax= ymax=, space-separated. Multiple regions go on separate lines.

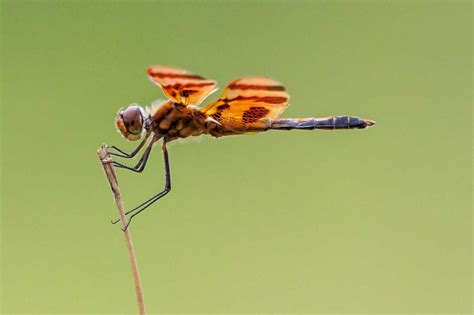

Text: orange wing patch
xmin=148 ymin=65 xmax=218 ymax=106
xmin=201 ymin=77 xmax=290 ymax=133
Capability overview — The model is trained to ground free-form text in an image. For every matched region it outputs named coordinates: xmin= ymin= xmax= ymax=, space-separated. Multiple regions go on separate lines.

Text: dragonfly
xmin=110 ymin=65 xmax=376 ymax=230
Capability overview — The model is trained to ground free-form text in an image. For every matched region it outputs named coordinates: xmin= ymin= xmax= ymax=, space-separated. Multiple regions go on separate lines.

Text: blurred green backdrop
xmin=1 ymin=0 xmax=471 ymax=313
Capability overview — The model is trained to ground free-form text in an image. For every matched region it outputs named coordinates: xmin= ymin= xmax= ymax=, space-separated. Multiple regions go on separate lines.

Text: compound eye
xmin=122 ymin=106 xmax=143 ymax=135
xmin=115 ymin=105 xmax=145 ymax=141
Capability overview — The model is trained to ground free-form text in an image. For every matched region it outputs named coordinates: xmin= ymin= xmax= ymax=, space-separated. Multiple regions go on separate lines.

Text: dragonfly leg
xmin=111 ymin=142 xmax=171 ymax=231
xmin=109 ymin=132 xmax=151 ymax=158
xmin=110 ymin=190 xmax=169 ymax=225
xmin=112 ymin=135 xmax=160 ymax=173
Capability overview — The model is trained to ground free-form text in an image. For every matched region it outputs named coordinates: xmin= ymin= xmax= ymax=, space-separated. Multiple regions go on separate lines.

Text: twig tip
xmin=97 ymin=144 xmax=109 ymax=160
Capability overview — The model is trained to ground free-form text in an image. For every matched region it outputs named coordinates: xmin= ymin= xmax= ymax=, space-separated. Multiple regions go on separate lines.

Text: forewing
xmin=148 ymin=65 xmax=218 ymax=105
xmin=201 ymin=77 xmax=290 ymax=133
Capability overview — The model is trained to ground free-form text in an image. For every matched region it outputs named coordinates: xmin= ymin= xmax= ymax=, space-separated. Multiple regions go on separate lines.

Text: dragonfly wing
xmin=201 ymin=77 xmax=290 ymax=133
xmin=148 ymin=65 xmax=218 ymax=106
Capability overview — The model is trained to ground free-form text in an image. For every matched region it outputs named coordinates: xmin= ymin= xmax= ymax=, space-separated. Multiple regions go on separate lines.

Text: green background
xmin=1 ymin=0 xmax=471 ymax=313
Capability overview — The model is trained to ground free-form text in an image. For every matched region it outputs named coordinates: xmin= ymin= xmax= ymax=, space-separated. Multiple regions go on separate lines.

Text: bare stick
xmin=97 ymin=144 xmax=146 ymax=315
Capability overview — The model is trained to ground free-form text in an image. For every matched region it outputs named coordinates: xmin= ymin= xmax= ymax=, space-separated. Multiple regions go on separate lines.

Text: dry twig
xmin=97 ymin=144 xmax=146 ymax=314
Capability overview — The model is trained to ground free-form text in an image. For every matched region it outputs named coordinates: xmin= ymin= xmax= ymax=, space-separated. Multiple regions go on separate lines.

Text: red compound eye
xmin=115 ymin=105 xmax=145 ymax=141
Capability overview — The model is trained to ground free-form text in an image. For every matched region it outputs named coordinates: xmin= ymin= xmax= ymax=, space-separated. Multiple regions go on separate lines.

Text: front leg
xmin=112 ymin=135 xmax=160 ymax=173
xmin=109 ymin=131 xmax=151 ymax=159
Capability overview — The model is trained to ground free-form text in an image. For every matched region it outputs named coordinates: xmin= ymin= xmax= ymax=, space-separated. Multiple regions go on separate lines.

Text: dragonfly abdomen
xmin=270 ymin=116 xmax=376 ymax=130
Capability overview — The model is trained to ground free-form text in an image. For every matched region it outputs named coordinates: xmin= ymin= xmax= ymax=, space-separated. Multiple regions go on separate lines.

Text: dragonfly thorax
xmin=148 ymin=101 xmax=216 ymax=140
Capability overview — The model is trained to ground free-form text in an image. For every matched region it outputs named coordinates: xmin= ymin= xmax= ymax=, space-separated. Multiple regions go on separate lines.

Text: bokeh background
xmin=1 ymin=0 xmax=471 ymax=313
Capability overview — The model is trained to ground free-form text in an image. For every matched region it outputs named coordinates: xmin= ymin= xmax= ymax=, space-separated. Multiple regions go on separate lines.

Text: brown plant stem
xmin=97 ymin=144 xmax=146 ymax=315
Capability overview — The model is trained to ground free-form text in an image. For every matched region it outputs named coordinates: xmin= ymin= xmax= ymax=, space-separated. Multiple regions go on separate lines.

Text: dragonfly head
xmin=115 ymin=104 xmax=147 ymax=141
